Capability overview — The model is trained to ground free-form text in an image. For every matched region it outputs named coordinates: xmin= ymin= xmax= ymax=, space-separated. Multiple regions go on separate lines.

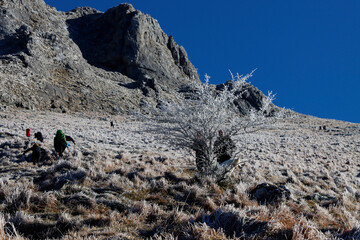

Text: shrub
xmin=154 ymin=71 xmax=283 ymax=181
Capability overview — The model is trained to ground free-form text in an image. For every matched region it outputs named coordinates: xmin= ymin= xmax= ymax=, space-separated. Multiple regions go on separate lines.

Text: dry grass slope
xmin=0 ymin=109 xmax=359 ymax=239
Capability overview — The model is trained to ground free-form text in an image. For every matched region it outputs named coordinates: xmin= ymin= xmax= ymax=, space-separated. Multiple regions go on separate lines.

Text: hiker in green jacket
xmin=54 ymin=130 xmax=76 ymax=157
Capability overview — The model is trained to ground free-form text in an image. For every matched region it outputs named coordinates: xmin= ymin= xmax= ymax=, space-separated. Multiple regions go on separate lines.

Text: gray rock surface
xmin=66 ymin=4 xmax=199 ymax=92
xmin=249 ymin=183 xmax=291 ymax=205
xmin=216 ymin=81 xmax=270 ymax=115
xmin=0 ymin=0 xmax=265 ymax=115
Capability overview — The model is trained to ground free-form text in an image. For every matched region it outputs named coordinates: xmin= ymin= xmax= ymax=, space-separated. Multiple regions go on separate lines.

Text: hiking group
xmin=23 ymin=125 xmax=234 ymax=170
xmin=23 ymin=129 xmax=76 ymax=165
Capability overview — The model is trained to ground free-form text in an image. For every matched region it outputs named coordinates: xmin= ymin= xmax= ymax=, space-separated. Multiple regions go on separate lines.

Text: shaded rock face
xmin=0 ymin=0 xmax=266 ymax=115
xmin=217 ymin=81 xmax=269 ymax=115
xmin=0 ymin=25 xmax=31 ymax=57
xmin=66 ymin=3 xmax=199 ymax=92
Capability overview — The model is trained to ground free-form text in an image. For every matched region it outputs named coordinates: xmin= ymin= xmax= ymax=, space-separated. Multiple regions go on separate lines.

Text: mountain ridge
xmin=0 ymin=0 xmax=267 ymax=115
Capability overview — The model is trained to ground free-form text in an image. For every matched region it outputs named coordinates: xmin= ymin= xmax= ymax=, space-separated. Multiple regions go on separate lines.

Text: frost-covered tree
xmin=156 ymin=71 xmax=284 ymax=181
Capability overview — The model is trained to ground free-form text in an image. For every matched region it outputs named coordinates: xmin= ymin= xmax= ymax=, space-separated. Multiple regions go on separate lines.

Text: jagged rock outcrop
xmin=216 ymin=81 xmax=270 ymax=115
xmin=0 ymin=0 xmax=266 ymax=115
xmin=66 ymin=4 xmax=198 ymax=92
xmin=0 ymin=0 xmax=200 ymax=114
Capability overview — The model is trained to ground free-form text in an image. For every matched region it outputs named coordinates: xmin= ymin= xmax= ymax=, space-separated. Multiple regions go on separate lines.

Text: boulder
xmin=217 ymin=81 xmax=277 ymax=115
xmin=249 ymin=183 xmax=291 ymax=205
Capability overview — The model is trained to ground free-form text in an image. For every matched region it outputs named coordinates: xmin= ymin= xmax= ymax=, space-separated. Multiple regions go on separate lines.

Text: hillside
xmin=0 ymin=109 xmax=359 ymax=239
xmin=1 ymin=0 xmax=360 ymax=239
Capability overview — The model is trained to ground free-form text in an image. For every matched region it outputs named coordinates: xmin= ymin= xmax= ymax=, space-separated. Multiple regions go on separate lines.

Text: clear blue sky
xmin=44 ymin=0 xmax=360 ymax=123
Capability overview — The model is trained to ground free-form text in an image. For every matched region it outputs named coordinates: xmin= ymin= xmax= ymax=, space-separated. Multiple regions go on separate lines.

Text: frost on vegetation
xmin=0 ymin=181 xmax=34 ymax=214
xmin=33 ymin=160 xmax=87 ymax=191
xmin=0 ymin=79 xmax=359 ymax=239
xmin=291 ymin=216 xmax=326 ymax=240
xmin=148 ymin=71 xmax=288 ymax=181
xmin=0 ymin=213 xmax=23 ymax=240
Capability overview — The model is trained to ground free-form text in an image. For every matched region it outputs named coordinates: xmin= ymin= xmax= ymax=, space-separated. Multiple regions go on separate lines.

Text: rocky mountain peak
xmin=0 ymin=1 xmax=265 ymax=115
xmin=0 ymin=1 xmax=201 ymax=114
xmin=105 ymin=3 xmax=136 ymax=17
xmin=67 ymin=3 xmax=199 ymax=87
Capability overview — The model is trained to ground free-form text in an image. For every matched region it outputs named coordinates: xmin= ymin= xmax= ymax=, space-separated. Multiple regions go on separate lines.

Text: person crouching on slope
xmin=23 ymin=143 xmax=48 ymax=165
xmin=54 ymin=130 xmax=76 ymax=157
